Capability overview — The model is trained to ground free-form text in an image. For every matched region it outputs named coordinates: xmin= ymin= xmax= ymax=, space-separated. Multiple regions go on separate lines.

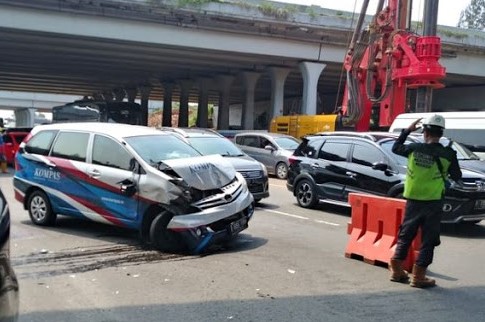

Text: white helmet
xmin=423 ymin=114 xmax=445 ymax=129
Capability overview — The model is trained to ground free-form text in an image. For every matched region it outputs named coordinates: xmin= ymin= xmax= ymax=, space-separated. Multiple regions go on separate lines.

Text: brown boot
xmin=411 ymin=264 xmax=436 ymax=288
xmin=389 ymin=259 xmax=409 ymax=283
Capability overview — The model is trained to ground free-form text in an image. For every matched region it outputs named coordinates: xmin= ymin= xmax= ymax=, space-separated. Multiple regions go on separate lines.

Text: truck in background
xmin=52 ymin=99 xmax=143 ymax=125
xmin=269 ymin=114 xmax=349 ymax=139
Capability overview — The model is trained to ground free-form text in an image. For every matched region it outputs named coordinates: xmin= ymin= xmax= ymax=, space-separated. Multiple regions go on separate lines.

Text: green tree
xmin=458 ymin=0 xmax=485 ymax=30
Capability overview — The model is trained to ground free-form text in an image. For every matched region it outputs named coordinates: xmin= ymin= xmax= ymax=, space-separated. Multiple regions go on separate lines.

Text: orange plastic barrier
xmin=345 ymin=193 xmax=421 ymax=271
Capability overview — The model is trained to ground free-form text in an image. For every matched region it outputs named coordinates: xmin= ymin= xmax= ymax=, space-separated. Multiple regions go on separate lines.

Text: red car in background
xmin=1 ymin=128 xmax=31 ymax=164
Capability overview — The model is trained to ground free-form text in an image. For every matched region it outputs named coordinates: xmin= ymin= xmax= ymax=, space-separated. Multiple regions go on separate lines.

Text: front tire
xmin=275 ymin=162 xmax=288 ymax=180
xmin=149 ymin=212 xmax=186 ymax=253
xmin=296 ymin=179 xmax=317 ymax=208
xmin=27 ymin=190 xmax=56 ymax=226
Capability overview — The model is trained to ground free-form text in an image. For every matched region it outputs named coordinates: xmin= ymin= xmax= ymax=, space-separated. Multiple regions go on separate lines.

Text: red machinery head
xmin=341 ymin=0 xmax=445 ymax=131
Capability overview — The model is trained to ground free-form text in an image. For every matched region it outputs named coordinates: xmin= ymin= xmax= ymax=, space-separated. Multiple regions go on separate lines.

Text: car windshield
xmin=439 ymin=138 xmax=480 ymax=160
xmin=187 ymin=137 xmax=245 ymax=157
xmin=380 ymin=137 xmax=481 ymax=165
xmin=274 ymin=137 xmax=300 ymax=150
xmin=410 ymin=135 xmax=481 ymax=160
xmin=125 ymin=134 xmax=201 ymax=164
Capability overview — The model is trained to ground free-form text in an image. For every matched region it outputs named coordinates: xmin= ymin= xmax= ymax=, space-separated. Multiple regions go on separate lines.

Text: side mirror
xmin=372 ymin=162 xmax=389 ymax=171
xmin=118 ymin=179 xmax=137 ymax=196
xmin=129 ymin=158 xmax=138 ymax=172
xmin=264 ymin=145 xmax=275 ymax=151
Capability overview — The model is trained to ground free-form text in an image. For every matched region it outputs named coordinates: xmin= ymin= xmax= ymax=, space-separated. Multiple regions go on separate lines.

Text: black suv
xmin=287 ymin=132 xmax=485 ymax=224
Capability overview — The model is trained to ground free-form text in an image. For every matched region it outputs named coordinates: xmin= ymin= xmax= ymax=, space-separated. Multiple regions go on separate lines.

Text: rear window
xmin=24 ymin=130 xmax=58 ymax=156
xmin=294 ymin=138 xmax=323 ymax=158
xmin=236 ymin=136 xmax=259 ymax=147
xmin=318 ymin=141 xmax=350 ymax=161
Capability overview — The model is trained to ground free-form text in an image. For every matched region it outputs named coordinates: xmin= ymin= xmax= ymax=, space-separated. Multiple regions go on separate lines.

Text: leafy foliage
xmin=458 ymin=0 xmax=485 ymax=30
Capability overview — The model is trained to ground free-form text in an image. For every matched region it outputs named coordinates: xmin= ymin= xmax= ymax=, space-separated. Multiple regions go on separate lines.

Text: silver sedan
xmin=234 ymin=132 xmax=300 ymax=179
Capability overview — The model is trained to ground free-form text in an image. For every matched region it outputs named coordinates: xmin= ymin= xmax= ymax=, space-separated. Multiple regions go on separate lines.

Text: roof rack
xmin=311 ymin=131 xmax=378 ymax=141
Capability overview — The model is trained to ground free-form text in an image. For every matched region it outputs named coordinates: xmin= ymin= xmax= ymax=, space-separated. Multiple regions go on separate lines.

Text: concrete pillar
xmin=125 ymin=88 xmax=137 ymax=103
xmin=241 ymin=72 xmax=261 ymax=130
xmin=139 ymin=85 xmax=151 ymax=126
xmin=197 ymin=78 xmax=211 ymax=128
xmin=269 ymin=67 xmax=290 ymax=119
xmin=178 ymin=80 xmax=193 ymax=128
xmin=216 ymin=75 xmax=234 ymax=130
xmin=113 ymin=88 xmax=126 ymax=102
xmin=299 ymin=62 xmax=326 ymax=115
xmin=162 ymin=82 xmax=174 ymax=127
xmin=14 ymin=108 xmax=35 ymax=127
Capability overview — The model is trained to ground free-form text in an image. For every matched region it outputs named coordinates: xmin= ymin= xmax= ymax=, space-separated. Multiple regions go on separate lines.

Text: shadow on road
xmin=17 ymin=285 xmax=485 ymax=322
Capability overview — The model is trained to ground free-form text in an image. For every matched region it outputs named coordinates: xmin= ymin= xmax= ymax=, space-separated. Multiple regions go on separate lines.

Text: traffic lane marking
xmin=269 ymin=183 xmax=286 ymax=188
xmin=259 ymin=208 xmax=340 ymax=227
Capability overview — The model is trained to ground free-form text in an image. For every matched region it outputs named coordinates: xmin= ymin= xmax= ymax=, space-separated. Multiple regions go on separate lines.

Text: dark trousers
xmin=392 ymin=199 xmax=442 ymax=267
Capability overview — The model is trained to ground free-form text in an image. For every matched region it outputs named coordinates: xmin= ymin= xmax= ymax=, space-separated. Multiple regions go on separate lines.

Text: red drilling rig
xmin=340 ymin=0 xmax=446 ymax=131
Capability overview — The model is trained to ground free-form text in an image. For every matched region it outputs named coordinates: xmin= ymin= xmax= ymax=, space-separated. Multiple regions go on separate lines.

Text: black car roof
xmin=308 ymin=131 xmax=403 ymax=142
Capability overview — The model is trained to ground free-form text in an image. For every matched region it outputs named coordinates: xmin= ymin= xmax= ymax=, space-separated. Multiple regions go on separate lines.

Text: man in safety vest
xmin=390 ymin=114 xmax=462 ymax=288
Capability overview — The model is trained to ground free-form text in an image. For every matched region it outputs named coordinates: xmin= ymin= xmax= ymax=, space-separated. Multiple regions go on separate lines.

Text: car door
xmin=236 ymin=135 xmax=264 ymax=163
xmin=344 ymin=141 xmax=400 ymax=199
xmin=48 ymin=131 xmax=91 ymax=218
xmin=257 ymin=136 xmax=278 ymax=171
xmin=311 ymin=139 xmax=352 ymax=202
xmin=84 ymin=134 xmax=140 ymax=227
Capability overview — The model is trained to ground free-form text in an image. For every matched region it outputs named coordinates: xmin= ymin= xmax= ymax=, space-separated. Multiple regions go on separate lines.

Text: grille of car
xmin=192 ymin=177 xmax=243 ymax=209
xmin=239 ymin=170 xmax=263 ymax=179
xmin=248 ymin=183 xmax=265 ymax=193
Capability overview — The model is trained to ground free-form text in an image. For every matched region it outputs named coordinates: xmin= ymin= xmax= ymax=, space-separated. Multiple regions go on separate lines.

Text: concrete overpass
xmin=1 ymin=0 xmax=485 ymax=128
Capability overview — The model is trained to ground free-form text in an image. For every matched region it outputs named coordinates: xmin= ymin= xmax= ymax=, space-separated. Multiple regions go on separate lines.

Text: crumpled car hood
xmin=161 ymin=154 xmax=236 ymax=190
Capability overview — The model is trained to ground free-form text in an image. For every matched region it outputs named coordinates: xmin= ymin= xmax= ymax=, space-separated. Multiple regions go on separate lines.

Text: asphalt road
xmin=2 ymin=172 xmax=485 ymax=322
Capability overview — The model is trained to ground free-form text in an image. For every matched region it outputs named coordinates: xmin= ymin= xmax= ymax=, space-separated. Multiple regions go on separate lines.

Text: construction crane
xmin=341 ymin=0 xmax=445 ymax=131
xmin=270 ymin=0 xmax=445 ymax=138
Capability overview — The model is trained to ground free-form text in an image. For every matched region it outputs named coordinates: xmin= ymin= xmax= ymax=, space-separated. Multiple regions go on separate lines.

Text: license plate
xmin=475 ymin=200 xmax=485 ymax=210
xmin=229 ymin=217 xmax=247 ymax=235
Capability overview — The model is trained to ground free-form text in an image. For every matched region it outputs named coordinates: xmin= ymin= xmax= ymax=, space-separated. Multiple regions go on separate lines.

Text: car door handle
xmin=88 ymin=169 xmax=101 ymax=178
xmin=311 ymin=163 xmax=320 ymax=168
xmin=346 ymin=171 xmax=357 ymax=178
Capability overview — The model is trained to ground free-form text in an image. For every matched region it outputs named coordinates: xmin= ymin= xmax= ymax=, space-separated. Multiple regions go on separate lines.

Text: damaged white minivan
xmin=13 ymin=123 xmax=254 ymax=253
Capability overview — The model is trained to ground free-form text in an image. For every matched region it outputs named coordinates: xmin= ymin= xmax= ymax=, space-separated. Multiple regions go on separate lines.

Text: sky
xmin=276 ymin=0 xmax=470 ymax=27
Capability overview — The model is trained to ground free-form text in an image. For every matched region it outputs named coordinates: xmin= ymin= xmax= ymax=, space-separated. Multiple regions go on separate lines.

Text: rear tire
xmin=275 ymin=162 xmax=288 ymax=180
xmin=149 ymin=212 xmax=186 ymax=253
xmin=27 ymin=190 xmax=56 ymax=226
xmin=296 ymin=179 xmax=317 ymax=208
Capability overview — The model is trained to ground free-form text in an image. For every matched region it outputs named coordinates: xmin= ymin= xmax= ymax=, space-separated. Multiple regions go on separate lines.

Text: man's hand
xmin=407 ymin=118 xmax=423 ymax=132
